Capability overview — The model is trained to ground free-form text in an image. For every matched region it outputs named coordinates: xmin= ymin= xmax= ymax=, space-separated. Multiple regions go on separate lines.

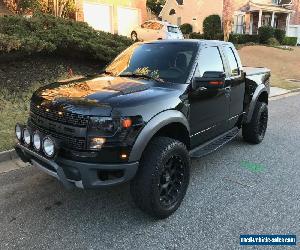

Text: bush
xmin=203 ymin=15 xmax=222 ymax=40
xmin=180 ymin=23 xmax=193 ymax=34
xmin=267 ymin=37 xmax=280 ymax=46
xmin=189 ymin=32 xmax=205 ymax=39
xmin=282 ymin=36 xmax=298 ymax=46
xmin=229 ymin=34 xmax=259 ymax=44
xmin=274 ymin=28 xmax=286 ymax=44
xmin=0 ymin=14 xmax=133 ymax=63
xmin=258 ymin=26 xmax=275 ymax=44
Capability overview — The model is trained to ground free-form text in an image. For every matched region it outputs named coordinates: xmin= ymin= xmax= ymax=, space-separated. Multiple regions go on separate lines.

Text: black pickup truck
xmin=15 ymin=40 xmax=270 ymax=218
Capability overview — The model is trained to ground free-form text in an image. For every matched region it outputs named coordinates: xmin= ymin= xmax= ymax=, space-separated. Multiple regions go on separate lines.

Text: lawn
xmin=0 ymin=57 xmax=101 ymax=151
xmin=239 ymin=45 xmax=300 ymax=90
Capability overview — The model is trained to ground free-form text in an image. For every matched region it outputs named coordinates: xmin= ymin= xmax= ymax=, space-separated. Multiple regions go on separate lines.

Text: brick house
xmin=160 ymin=0 xmax=300 ymax=42
xmin=223 ymin=0 xmax=298 ymax=35
xmin=75 ymin=0 xmax=147 ymax=36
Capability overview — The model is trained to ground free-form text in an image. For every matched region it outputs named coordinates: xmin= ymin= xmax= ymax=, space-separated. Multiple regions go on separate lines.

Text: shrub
xmin=274 ymin=28 xmax=286 ymax=44
xmin=229 ymin=34 xmax=259 ymax=44
xmin=258 ymin=26 xmax=275 ymax=44
xmin=203 ymin=15 xmax=222 ymax=40
xmin=267 ymin=37 xmax=280 ymax=46
xmin=0 ymin=14 xmax=133 ymax=63
xmin=180 ymin=23 xmax=193 ymax=34
xmin=189 ymin=32 xmax=205 ymax=39
xmin=282 ymin=37 xmax=298 ymax=46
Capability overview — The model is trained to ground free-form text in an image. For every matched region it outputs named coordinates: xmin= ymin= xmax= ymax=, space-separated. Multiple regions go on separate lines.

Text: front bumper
xmin=15 ymin=143 xmax=139 ymax=189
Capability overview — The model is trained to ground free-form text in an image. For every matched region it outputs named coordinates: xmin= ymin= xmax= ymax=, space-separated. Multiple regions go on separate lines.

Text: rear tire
xmin=130 ymin=137 xmax=190 ymax=219
xmin=131 ymin=31 xmax=138 ymax=42
xmin=243 ymin=101 xmax=268 ymax=144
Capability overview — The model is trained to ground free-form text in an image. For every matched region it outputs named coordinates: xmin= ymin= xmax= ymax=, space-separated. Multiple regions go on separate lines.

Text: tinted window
xmin=223 ymin=46 xmax=239 ymax=76
xmin=197 ymin=47 xmax=224 ymax=76
xmin=168 ymin=26 xmax=180 ymax=33
xmin=105 ymin=43 xmax=198 ymax=83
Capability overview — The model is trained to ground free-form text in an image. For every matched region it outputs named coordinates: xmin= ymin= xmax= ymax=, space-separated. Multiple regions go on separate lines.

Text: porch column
xmin=286 ymin=13 xmax=291 ymax=32
xmin=258 ymin=9 xmax=263 ymax=28
xmin=271 ymin=12 xmax=275 ymax=27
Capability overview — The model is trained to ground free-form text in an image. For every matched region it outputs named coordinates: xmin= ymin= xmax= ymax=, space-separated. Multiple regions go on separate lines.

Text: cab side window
xmin=223 ymin=46 xmax=240 ymax=76
xmin=197 ymin=47 xmax=224 ymax=76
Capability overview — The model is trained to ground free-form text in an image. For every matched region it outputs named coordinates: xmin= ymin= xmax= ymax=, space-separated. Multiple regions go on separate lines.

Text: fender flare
xmin=128 ymin=110 xmax=190 ymax=162
xmin=246 ymin=85 xmax=269 ymax=123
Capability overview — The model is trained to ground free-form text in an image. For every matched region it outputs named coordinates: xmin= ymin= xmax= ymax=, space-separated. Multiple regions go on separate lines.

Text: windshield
xmin=105 ymin=42 xmax=198 ymax=83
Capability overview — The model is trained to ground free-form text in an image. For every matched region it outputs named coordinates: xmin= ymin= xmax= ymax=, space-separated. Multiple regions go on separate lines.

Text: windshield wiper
xmin=119 ymin=73 xmax=165 ymax=83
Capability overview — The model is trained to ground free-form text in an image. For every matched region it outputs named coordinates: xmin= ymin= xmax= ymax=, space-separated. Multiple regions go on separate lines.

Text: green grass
xmin=0 ymin=83 xmax=46 ymax=151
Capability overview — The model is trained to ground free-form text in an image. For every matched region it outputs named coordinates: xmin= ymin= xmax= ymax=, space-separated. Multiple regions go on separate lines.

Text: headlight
xmin=43 ymin=137 xmax=55 ymax=157
xmin=33 ymin=131 xmax=42 ymax=151
xmin=89 ymin=137 xmax=106 ymax=150
xmin=15 ymin=124 xmax=23 ymax=141
xmin=23 ymin=128 xmax=31 ymax=146
xmin=89 ymin=117 xmax=119 ymax=134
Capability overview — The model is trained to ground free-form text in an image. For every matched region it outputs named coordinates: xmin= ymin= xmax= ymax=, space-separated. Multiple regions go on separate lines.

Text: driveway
xmin=0 ymin=94 xmax=299 ymax=249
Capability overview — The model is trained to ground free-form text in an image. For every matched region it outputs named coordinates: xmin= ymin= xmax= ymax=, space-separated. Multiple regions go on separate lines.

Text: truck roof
xmin=143 ymin=39 xmax=234 ymax=47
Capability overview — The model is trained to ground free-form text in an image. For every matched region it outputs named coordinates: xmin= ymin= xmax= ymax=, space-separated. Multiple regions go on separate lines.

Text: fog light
xmin=15 ymin=124 xmax=22 ymax=141
xmin=89 ymin=137 xmax=106 ymax=149
xmin=23 ymin=128 xmax=31 ymax=146
xmin=33 ymin=132 xmax=42 ymax=151
xmin=43 ymin=137 xmax=55 ymax=157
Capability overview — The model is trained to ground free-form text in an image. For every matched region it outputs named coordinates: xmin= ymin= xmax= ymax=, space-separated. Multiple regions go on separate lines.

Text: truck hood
xmin=32 ymin=75 xmax=186 ymax=117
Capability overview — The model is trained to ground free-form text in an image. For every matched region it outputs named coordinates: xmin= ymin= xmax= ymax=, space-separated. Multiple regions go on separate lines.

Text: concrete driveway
xmin=0 ymin=94 xmax=299 ymax=249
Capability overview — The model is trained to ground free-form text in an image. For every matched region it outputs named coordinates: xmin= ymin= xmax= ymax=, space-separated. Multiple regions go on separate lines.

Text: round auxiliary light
xmin=23 ymin=128 xmax=31 ymax=146
xmin=33 ymin=132 xmax=41 ymax=151
xmin=15 ymin=124 xmax=22 ymax=141
xmin=43 ymin=137 xmax=55 ymax=158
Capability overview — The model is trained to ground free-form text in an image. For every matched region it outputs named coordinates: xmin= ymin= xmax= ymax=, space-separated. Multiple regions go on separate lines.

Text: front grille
xmin=30 ymin=102 xmax=89 ymax=127
xmin=28 ymin=118 xmax=86 ymax=150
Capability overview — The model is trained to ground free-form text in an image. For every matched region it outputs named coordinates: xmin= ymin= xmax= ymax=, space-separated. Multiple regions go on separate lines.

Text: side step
xmin=189 ymin=127 xmax=240 ymax=158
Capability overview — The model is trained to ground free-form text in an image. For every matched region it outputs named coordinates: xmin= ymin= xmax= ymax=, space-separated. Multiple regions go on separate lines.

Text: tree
xmin=223 ymin=0 xmax=234 ymax=41
xmin=203 ymin=15 xmax=222 ymax=40
xmin=146 ymin=0 xmax=166 ymax=16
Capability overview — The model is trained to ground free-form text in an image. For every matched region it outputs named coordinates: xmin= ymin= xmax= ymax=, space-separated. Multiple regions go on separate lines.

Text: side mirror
xmin=192 ymin=71 xmax=225 ymax=90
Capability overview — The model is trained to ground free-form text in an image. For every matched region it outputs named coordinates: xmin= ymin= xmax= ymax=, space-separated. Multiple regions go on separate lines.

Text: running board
xmin=189 ymin=127 xmax=240 ymax=158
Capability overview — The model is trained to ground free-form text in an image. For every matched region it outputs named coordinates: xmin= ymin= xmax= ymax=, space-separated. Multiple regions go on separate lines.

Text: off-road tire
xmin=130 ymin=137 xmax=190 ymax=219
xmin=243 ymin=101 xmax=268 ymax=144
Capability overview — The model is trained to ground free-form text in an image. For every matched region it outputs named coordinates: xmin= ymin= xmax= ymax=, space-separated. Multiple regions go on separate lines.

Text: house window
xmin=262 ymin=15 xmax=271 ymax=26
xmin=272 ymin=0 xmax=280 ymax=5
xmin=234 ymin=14 xmax=245 ymax=34
xmin=169 ymin=9 xmax=176 ymax=15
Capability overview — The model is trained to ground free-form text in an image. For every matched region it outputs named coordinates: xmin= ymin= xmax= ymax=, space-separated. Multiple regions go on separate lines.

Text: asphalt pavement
xmin=0 ymin=93 xmax=299 ymax=250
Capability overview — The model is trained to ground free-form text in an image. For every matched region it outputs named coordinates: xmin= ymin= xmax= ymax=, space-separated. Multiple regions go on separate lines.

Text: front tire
xmin=243 ymin=101 xmax=268 ymax=144
xmin=130 ymin=137 xmax=190 ymax=219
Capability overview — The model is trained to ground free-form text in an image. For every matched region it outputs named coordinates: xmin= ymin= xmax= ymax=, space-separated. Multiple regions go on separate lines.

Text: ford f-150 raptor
xmin=15 ymin=40 xmax=270 ymax=218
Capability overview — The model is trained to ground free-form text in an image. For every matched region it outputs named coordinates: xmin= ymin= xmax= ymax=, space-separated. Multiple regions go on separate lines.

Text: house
xmin=160 ymin=0 xmax=300 ymax=43
xmin=76 ymin=0 xmax=147 ymax=36
xmin=224 ymin=0 xmax=297 ymax=35
xmin=159 ymin=0 xmax=223 ymax=33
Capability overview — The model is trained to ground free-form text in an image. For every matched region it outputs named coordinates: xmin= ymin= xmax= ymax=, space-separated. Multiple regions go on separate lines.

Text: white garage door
xmin=83 ymin=2 xmax=112 ymax=33
xmin=117 ymin=7 xmax=140 ymax=37
xmin=288 ymin=25 xmax=300 ymax=44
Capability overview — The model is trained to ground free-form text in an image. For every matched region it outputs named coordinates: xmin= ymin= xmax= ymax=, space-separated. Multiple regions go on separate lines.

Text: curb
xmin=0 ymin=149 xmax=18 ymax=163
xmin=270 ymin=87 xmax=300 ymax=100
